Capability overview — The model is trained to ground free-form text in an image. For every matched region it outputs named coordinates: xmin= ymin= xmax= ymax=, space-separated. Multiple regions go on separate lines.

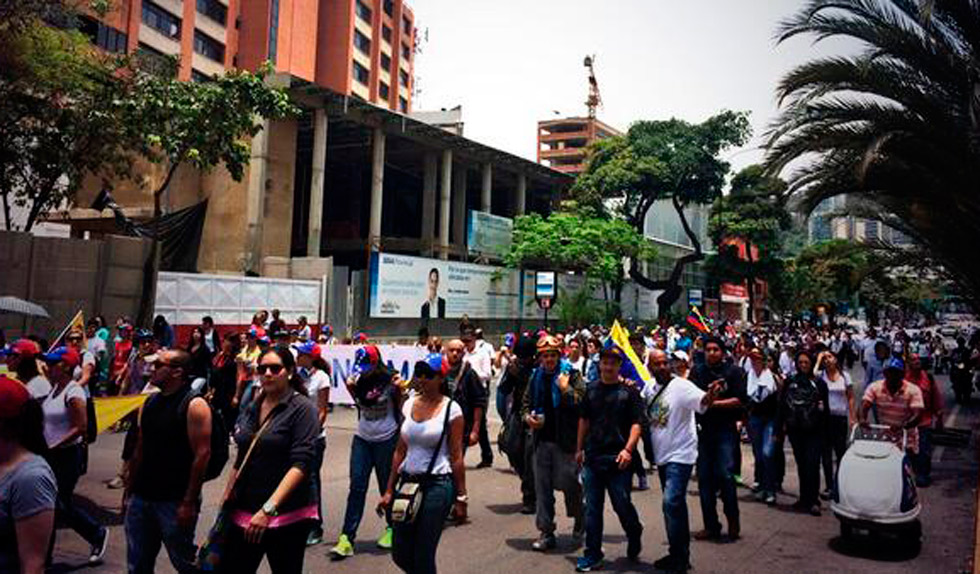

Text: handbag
xmin=391 ymin=398 xmax=453 ymax=524
xmin=197 ymin=402 xmax=277 ymax=572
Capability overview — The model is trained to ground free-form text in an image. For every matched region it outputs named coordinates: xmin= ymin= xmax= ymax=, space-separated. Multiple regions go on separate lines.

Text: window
xmin=382 ymin=24 xmax=392 ymax=43
xmin=268 ymin=0 xmax=280 ymax=63
xmin=136 ymin=42 xmax=176 ymax=76
xmin=352 ymin=61 xmax=370 ymax=85
xmin=193 ymin=30 xmax=225 ymax=62
xmin=196 ymin=0 xmax=227 ymax=25
xmin=354 ymin=29 xmax=371 ymax=55
xmin=398 ymin=96 xmax=407 ymax=112
xmin=380 ymin=52 xmax=391 ymax=71
xmin=379 ymin=82 xmax=390 ymax=100
xmin=383 ymin=0 xmax=393 ymax=16
xmin=402 ymin=16 xmax=411 ymax=34
xmin=191 ymin=69 xmax=213 ymax=82
xmin=78 ymin=16 xmax=128 ymax=53
xmin=401 ymin=43 xmax=410 ymax=61
xmin=355 ymin=0 xmax=372 ymax=23
xmin=142 ymin=1 xmax=181 ymax=39
xmin=399 ymin=69 xmax=409 ymax=87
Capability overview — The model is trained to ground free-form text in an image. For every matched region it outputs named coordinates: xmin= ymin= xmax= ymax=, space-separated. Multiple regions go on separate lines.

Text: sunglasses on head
xmin=256 ymin=363 xmax=286 ymax=375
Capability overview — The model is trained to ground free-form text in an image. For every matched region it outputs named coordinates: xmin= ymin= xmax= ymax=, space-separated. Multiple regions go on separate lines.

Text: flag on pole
xmin=92 ymin=394 xmax=152 ymax=434
xmin=686 ymin=305 xmax=711 ymax=334
xmin=48 ymin=309 xmax=86 ymax=352
xmin=608 ymin=320 xmax=653 ymax=387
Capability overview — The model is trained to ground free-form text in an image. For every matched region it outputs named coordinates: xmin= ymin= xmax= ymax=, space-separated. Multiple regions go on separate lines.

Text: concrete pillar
xmin=452 ymin=165 xmax=467 ymax=251
xmin=421 ymin=152 xmax=438 ymax=255
xmin=307 ymin=109 xmax=328 ymax=257
xmin=369 ymin=127 xmax=385 ymax=250
xmin=481 ymin=162 xmax=492 ymax=213
xmin=515 ymin=173 xmax=527 ymax=216
xmin=438 ymin=149 xmax=453 ymax=260
xmin=245 ymin=118 xmax=270 ymax=273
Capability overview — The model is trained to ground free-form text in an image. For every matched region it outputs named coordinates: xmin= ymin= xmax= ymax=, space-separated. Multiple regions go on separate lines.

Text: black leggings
xmin=219 ymin=520 xmax=311 ymax=574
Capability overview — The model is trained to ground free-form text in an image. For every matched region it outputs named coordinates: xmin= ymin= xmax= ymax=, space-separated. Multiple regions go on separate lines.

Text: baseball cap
xmin=40 ymin=346 xmax=81 ymax=368
xmin=353 ymin=332 xmax=369 ymax=343
xmin=135 ymin=328 xmax=154 ymax=341
xmin=599 ymin=343 xmax=626 ymax=362
xmin=293 ymin=341 xmax=321 ymax=359
xmin=503 ymin=333 xmax=516 ymax=349
xmin=352 ymin=345 xmax=381 ymax=375
xmin=671 ymin=350 xmax=691 ymax=363
xmin=321 ymin=324 xmax=333 ymax=336
xmin=1 ymin=339 xmax=41 ymax=358
xmin=884 ymin=357 xmax=905 ymax=372
xmin=0 ymin=375 xmax=30 ymax=419
xmin=414 ymin=352 xmax=448 ymax=378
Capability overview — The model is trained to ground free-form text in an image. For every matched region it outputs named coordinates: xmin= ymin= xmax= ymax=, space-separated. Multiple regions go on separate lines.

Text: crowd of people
xmin=1 ymin=309 xmax=978 ymax=574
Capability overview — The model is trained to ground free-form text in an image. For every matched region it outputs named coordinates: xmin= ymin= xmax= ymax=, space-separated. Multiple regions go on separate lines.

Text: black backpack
xmin=785 ymin=377 xmax=822 ymax=432
xmin=177 ymin=389 xmax=230 ymax=482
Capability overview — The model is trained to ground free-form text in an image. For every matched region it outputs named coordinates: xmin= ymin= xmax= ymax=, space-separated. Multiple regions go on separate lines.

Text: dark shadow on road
xmin=486 ymin=503 xmax=525 ymax=515
xmin=561 ymin=555 xmax=651 ymax=572
xmin=73 ymin=495 xmax=124 ymax=526
xmin=828 ymin=535 xmax=921 ymax=562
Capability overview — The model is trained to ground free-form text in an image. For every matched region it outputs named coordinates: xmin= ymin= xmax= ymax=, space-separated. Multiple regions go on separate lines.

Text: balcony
xmin=539 ymin=129 xmax=589 ymax=143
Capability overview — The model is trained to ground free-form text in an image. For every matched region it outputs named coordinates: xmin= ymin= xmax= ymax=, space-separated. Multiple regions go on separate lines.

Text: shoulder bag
xmin=391 ymin=398 xmax=454 ymax=524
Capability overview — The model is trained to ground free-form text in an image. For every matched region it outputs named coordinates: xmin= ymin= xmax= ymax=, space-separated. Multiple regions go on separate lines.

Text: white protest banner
xmin=322 ymin=345 xmax=429 ymax=405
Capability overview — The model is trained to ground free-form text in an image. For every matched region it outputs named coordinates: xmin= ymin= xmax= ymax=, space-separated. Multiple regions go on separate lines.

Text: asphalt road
xmin=52 ymin=371 xmax=979 ymax=574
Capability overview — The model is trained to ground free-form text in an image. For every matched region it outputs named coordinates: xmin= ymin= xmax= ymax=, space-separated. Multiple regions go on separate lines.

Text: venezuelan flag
xmin=608 ymin=321 xmax=653 ymax=387
xmin=686 ymin=305 xmax=711 ymax=334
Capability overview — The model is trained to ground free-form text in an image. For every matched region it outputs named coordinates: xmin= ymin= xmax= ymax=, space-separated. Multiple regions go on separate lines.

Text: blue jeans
xmin=582 ymin=462 xmax=642 ymax=561
xmin=747 ymin=415 xmax=777 ymax=493
xmin=342 ymin=434 xmax=398 ymax=539
xmin=392 ymin=475 xmax=454 ymax=574
xmin=125 ymin=495 xmax=198 ymax=574
xmin=696 ymin=426 xmax=739 ymax=533
xmin=309 ymin=436 xmax=326 ymax=533
xmin=658 ymin=463 xmax=694 ymax=565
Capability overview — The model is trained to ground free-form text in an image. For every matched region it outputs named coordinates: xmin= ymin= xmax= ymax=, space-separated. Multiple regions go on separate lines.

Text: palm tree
xmin=765 ymin=0 xmax=980 ymax=308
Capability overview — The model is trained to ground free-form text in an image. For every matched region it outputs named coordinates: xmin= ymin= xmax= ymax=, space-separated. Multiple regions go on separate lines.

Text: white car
xmin=831 ymin=425 xmax=921 ymax=549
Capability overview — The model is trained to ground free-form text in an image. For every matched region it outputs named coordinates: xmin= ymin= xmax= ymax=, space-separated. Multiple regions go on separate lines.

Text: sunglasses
xmin=256 ymin=363 xmax=286 ymax=375
xmin=67 ymin=336 xmax=83 ymax=342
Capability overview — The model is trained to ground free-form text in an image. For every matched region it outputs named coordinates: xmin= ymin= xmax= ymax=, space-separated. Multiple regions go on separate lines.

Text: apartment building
xmin=536 ymin=117 xmax=621 ymax=176
xmin=76 ymin=0 xmax=414 ymax=112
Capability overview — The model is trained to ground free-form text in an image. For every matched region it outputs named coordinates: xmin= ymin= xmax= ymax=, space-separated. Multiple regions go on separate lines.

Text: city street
xmin=52 ymin=373 xmax=979 ymax=574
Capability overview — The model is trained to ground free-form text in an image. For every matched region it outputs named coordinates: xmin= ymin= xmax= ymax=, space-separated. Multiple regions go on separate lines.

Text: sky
xmin=409 ymin=0 xmax=843 ymax=174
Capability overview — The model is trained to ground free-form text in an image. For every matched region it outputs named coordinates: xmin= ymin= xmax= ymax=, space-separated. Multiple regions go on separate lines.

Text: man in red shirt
xmin=906 ymin=354 xmax=943 ymax=486
xmin=110 ymin=323 xmax=134 ymax=395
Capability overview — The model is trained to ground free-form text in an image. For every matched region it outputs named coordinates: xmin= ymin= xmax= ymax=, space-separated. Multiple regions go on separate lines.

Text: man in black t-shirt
xmin=574 ymin=345 xmax=644 ymax=571
xmin=688 ymin=337 xmax=747 ymax=542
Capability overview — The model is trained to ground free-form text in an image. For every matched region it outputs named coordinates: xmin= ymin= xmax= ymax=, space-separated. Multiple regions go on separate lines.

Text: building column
xmin=438 ymin=149 xmax=453 ymax=260
xmin=369 ymin=127 xmax=386 ymax=251
xmin=307 ymin=109 xmax=328 ymax=257
xmin=452 ymin=164 xmax=467 ymax=251
xmin=245 ymin=118 xmax=271 ymax=273
xmin=481 ymin=162 xmax=492 ymax=213
xmin=515 ymin=173 xmax=527 ymax=216
xmin=421 ymin=152 xmax=438 ymax=256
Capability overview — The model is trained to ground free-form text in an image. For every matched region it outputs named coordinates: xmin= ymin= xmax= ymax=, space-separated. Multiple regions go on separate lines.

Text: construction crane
xmin=584 ymin=55 xmax=602 ymax=119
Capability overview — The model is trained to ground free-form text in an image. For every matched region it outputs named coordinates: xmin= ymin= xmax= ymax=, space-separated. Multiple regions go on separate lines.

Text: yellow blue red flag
xmin=608 ymin=320 xmax=652 ymax=387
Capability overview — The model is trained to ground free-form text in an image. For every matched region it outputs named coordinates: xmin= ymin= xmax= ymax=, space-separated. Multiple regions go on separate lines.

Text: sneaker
xmin=106 ymin=476 xmax=124 ymax=490
xmin=520 ymin=504 xmax=536 ymax=515
xmin=733 ymin=474 xmax=746 ymax=487
xmin=820 ymin=488 xmax=832 ymax=501
xmin=808 ymin=504 xmax=822 ymax=517
xmin=89 ymin=528 xmax=108 ymax=565
xmin=476 ymin=459 xmax=493 ymax=469
xmin=575 ymin=554 xmax=604 ymax=572
xmin=726 ymin=520 xmax=740 ymax=542
xmin=307 ymin=529 xmax=324 ymax=546
xmin=764 ymin=493 xmax=777 ymax=506
xmin=636 ymin=474 xmax=650 ymax=491
xmin=627 ymin=531 xmax=642 ymax=561
xmin=753 ymin=490 xmax=767 ymax=502
xmin=531 ymin=533 xmax=556 ymax=552
xmin=654 ymin=555 xmax=692 ymax=572
xmin=376 ymin=527 xmax=393 ymax=549
xmin=329 ymin=534 xmax=355 ymax=560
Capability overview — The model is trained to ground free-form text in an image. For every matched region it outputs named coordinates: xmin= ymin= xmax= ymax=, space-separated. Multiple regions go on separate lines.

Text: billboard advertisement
xmin=369 ymin=252 xmax=542 ymax=319
xmin=466 ymin=210 xmax=513 ymax=259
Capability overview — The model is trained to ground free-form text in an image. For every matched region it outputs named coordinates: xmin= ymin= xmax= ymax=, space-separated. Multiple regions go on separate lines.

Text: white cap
xmin=671 ymin=350 xmax=690 ymax=363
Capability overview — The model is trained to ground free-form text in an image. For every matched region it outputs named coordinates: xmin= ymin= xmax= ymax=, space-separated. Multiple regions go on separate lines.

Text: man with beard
xmin=445 ymin=339 xmax=487 ymax=456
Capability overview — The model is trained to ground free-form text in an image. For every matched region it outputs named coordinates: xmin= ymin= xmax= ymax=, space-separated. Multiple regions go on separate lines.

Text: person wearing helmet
xmin=522 ymin=335 xmax=585 ymax=552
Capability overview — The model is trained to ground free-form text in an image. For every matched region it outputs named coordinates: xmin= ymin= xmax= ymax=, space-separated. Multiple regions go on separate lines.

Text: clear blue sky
xmin=410 ymin=0 xmax=843 ymax=172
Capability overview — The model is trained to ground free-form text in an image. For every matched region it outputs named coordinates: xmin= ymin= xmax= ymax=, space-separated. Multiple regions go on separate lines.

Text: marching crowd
xmin=1 ymin=310 xmax=977 ymax=574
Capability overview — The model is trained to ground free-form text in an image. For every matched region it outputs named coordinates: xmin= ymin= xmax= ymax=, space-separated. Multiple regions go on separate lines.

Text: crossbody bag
xmin=391 ymin=398 xmax=453 ymax=524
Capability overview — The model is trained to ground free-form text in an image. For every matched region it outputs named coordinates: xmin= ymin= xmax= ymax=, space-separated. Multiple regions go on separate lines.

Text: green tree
xmin=504 ymin=209 xmax=656 ymax=317
xmin=765 ymin=0 xmax=980 ymax=311
xmin=574 ymin=112 xmax=751 ymax=318
xmin=707 ymin=165 xmax=791 ymax=323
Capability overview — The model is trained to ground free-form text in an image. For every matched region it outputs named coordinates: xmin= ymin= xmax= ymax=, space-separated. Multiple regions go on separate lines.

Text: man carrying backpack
xmin=124 ymin=349 xmax=214 ymax=574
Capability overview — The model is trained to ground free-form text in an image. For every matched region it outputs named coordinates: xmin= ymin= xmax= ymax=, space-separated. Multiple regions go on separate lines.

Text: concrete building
xmin=536 ymin=117 xmax=621 ymax=176
xmin=410 ymin=106 xmax=464 ymax=136
xmin=76 ymin=0 xmax=414 ymax=111
xmin=808 ymin=196 xmax=913 ymax=246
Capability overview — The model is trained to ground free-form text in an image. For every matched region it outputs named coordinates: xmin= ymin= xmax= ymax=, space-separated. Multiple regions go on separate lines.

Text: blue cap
xmin=292 ymin=341 xmax=321 ymax=359
xmin=414 ymin=352 xmax=447 ymax=377
xmin=39 ymin=346 xmax=81 ymax=367
xmin=599 ymin=338 xmax=626 ymax=362
xmin=884 ymin=357 xmax=905 ymax=372
xmin=321 ymin=324 xmax=333 ymax=335
xmin=504 ymin=333 xmax=516 ymax=349
xmin=352 ymin=345 xmax=381 ymax=375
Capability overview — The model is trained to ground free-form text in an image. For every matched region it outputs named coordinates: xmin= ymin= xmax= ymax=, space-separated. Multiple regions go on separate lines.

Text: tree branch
xmin=153 ymin=160 xmax=181 ymax=218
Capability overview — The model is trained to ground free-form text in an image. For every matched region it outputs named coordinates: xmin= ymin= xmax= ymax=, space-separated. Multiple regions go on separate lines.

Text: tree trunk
xmin=136 ymin=161 xmax=178 ymax=327
xmin=745 ymin=241 xmax=755 ymax=324
xmin=1 ymin=190 xmax=11 ymax=231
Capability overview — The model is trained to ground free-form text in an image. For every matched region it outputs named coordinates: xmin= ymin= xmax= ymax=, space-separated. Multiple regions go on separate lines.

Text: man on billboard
xmin=421 ymin=267 xmax=447 ymax=319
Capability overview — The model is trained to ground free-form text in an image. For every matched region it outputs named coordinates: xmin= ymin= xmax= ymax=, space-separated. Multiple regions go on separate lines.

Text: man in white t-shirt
xmin=461 ymin=324 xmax=494 ymax=468
xmin=642 ymin=350 xmax=721 ymax=574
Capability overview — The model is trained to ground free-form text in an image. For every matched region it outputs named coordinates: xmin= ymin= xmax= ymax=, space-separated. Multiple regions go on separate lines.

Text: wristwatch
xmin=261 ymin=501 xmax=279 ymax=516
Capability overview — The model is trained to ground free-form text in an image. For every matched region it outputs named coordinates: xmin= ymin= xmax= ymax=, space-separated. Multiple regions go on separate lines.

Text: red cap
xmin=40 ymin=346 xmax=81 ymax=369
xmin=4 ymin=339 xmax=41 ymax=358
xmin=0 ymin=375 xmax=30 ymax=419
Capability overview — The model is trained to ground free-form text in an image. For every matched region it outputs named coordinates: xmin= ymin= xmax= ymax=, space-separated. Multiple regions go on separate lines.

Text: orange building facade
xmin=82 ymin=0 xmax=414 ymax=111
xmin=536 ymin=117 xmax=621 ymax=176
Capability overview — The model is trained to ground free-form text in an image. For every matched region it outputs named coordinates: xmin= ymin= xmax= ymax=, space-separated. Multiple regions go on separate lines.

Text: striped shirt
xmin=862 ymin=380 xmax=924 ymax=453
